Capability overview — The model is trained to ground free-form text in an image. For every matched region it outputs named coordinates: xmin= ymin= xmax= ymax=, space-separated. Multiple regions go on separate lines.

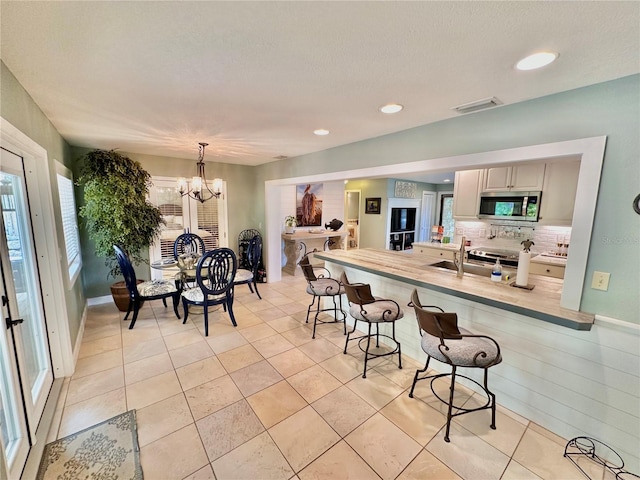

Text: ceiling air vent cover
xmin=452 ymin=97 xmax=503 ymax=114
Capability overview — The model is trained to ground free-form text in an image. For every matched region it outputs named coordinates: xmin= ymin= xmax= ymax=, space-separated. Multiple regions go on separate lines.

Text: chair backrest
xmin=410 ymin=289 xmax=460 ymax=339
xmin=196 ymin=248 xmax=237 ymax=296
xmin=113 ymin=245 xmax=138 ymax=297
xmin=245 ymin=235 xmax=262 ymax=273
xmin=339 ymin=271 xmax=376 ymax=306
xmin=299 ymin=254 xmax=317 ymax=282
xmin=174 ymin=233 xmax=205 ymax=259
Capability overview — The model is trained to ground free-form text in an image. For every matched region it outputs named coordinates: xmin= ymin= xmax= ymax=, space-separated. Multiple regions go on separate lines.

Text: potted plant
xmin=284 ymin=215 xmax=297 ymax=234
xmin=78 ymin=149 xmax=164 ymax=311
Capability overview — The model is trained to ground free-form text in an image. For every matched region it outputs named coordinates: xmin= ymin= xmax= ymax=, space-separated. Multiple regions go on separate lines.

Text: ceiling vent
xmin=452 ymin=97 xmax=502 ymax=114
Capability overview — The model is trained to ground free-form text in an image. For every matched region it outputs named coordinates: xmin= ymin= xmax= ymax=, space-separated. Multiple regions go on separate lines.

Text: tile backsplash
xmin=454 ymin=221 xmax=571 ymax=254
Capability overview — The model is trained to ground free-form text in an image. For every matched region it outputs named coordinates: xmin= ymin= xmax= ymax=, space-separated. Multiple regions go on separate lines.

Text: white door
xmin=419 ymin=192 xmax=436 ymax=242
xmin=0 ymin=147 xmax=54 ymax=478
xmin=148 ymin=177 xmax=228 ymax=280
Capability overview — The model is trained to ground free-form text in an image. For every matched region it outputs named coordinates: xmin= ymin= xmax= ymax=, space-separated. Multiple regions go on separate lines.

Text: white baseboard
xmin=72 ymin=305 xmax=88 ymax=371
xmin=594 ymin=314 xmax=640 ymax=335
xmin=87 ymin=295 xmax=113 ymax=306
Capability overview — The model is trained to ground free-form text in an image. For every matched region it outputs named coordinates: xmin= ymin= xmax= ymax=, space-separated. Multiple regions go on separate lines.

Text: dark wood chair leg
xmin=182 ymin=298 xmax=189 ymax=324
xmin=172 ymin=294 xmax=181 ymax=319
xmin=227 ymin=298 xmax=237 ymax=327
xmin=253 ymin=280 xmax=262 ymax=300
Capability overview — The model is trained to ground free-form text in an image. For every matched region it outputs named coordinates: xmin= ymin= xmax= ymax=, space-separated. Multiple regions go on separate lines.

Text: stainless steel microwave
xmin=478 ymin=191 xmax=541 ymax=221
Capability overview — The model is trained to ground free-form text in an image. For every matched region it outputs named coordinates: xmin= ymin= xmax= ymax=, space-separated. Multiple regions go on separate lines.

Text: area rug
xmin=36 ymin=410 xmax=143 ymax=480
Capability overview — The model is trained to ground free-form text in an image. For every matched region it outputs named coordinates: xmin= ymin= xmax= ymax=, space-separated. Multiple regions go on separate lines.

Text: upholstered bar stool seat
xmin=340 ymin=272 xmax=404 ymax=378
xmin=408 ymin=288 xmax=502 ymax=442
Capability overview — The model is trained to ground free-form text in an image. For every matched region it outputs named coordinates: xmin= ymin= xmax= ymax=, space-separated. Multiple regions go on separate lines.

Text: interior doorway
xmin=344 ymin=190 xmax=361 ymax=249
xmin=419 ymin=191 xmax=436 ymax=242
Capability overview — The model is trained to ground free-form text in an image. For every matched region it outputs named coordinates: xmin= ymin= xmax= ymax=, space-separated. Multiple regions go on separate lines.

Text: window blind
xmin=56 ymin=170 xmax=81 ymax=284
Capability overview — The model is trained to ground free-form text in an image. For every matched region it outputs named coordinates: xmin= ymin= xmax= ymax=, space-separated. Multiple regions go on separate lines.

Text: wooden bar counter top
xmin=314 ymin=248 xmax=594 ymax=330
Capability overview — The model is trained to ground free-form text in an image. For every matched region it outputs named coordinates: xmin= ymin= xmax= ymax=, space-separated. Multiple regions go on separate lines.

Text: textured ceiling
xmin=1 ymin=1 xmax=638 ymax=167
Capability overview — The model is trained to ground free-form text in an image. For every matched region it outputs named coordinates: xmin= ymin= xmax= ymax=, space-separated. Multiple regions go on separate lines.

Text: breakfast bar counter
xmin=314 ymin=248 xmax=594 ymax=330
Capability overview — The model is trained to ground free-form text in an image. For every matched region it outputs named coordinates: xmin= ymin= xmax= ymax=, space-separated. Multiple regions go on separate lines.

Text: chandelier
xmin=177 ymin=142 xmax=223 ymax=203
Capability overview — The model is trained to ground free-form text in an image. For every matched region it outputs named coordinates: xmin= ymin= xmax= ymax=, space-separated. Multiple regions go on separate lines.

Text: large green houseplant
xmin=78 ymin=149 xmax=164 ymax=310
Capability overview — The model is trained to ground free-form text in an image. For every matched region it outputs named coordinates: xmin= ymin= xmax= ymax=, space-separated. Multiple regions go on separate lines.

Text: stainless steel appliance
xmin=468 ymin=248 xmax=520 ymax=267
xmin=478 ymin=191 xmax=541 ymax=221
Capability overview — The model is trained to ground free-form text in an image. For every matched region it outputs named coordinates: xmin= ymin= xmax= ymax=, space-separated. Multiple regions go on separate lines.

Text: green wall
xmin=72 ymin=147 xmax=259 ymax=298
xmin=1 ymin=61 xmax=85 ymax=345
xmin=256 ymin=75 xmax=640 ymax=323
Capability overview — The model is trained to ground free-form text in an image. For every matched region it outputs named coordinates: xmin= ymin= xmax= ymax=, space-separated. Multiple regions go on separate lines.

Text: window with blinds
xmin=148 ymin=177 xmax=227 ymax=281
xmin=55 ymin=163 xmax=82 ymax=285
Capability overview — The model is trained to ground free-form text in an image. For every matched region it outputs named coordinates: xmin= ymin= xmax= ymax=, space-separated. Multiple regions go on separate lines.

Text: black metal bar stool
xmin=408 ymin=288 xmax=502 ymax=442
xmin=340 ymin=272 xmax=403 ymax=378
xmin=299 ymin=254 xmax=346 ymax=339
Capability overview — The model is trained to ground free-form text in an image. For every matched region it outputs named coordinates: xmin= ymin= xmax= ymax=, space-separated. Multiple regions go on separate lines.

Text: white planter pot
xmin=284 ymin=225 xmax=295 ymax=234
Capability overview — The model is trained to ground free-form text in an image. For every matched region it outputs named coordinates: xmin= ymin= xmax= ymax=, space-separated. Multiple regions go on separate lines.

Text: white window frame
xmin=54 ymin=161 xmax=81 ymax=286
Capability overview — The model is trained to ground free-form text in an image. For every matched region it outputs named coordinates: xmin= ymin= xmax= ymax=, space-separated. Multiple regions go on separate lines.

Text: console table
xmin=281 ymin=230 xmax=349 ymax=276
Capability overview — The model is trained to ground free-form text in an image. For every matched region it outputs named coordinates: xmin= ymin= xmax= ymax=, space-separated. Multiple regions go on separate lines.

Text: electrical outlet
xmin=456 ymin=227 xmax=464 ymax=235
xmin=479 ymin=229 xmax=486 ymax=237
xmin=591 ymin=271 xmax=610 ymax=291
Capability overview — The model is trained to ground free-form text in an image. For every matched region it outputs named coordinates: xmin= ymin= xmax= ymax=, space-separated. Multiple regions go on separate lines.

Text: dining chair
xmin=234 ymin=235 xmax=262 ymax=299
xmin=181 ymin=247 xmax=238 ymax=336
xmin=173 ymin=232 xmax=206 ymax=285
xmin=340 ymin=272 xmax=403 ymax=378
xmin=408 ymin=288 xmax=502 ymax=442
xmin=113 ymin=245 xmax=181 ymax=329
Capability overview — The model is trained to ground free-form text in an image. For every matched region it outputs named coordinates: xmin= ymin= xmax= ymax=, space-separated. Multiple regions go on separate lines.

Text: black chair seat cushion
xmin=306 ymin=278 xmax=345 ymax=296
xmin=137 ymin=279 xmax=178 ymax=296
xmin=421 ymin=327 xmax=502 ymax=367
xmin=348 ymin=297 xmax=404 ymax=323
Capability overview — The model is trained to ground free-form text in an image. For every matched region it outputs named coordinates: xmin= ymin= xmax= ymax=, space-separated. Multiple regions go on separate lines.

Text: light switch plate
xmin=591 ymin=271 xmax=610 ymax=291
xmin=456 ymin=227 xmax=464 ymax=235
xmin=479 ymin=229 xmax=486 ymax=237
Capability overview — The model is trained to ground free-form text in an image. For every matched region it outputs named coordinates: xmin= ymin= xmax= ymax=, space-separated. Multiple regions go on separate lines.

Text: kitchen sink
xmin=427 ymin=260 xmax=493 ymax=278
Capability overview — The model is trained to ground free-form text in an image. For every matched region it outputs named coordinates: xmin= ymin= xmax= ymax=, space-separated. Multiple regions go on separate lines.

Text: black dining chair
xmin=233 ymin=235 xmax=262 ymax=299
xmin=113 ymin=245 xmax=181 ymax=329
xmin=173 ymin=232 xmax=206 ymax=285
xmin=181 ymin=247 xmax=238 ymax=336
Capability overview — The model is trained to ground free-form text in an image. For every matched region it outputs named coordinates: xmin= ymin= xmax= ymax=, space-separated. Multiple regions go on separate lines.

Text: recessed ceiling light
xmin=379 ymin=104 xmax=404 ymax=114
xmin=516 ymin=52 xmax=558 ymax=71
xmin=443 ymin=179 xmax=451 ymax=183
xmin=313 ymin=129 xmax=330 ymax=136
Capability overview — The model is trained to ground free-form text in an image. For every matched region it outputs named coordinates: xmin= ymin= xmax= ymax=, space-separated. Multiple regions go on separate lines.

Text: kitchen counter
xmin=314 ymin=248 xmax=593 ymax=330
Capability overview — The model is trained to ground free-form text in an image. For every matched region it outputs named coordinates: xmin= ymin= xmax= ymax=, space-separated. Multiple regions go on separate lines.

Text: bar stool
xmin=340 ymin=272 xmax=403 ymax=378
xmin=299 ymin=254 xmax=346 ymax=339
xmin=408 ymin=289 xmax=502 ymax=442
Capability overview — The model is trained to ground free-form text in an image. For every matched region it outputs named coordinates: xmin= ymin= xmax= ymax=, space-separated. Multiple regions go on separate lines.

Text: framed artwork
xmin=296 ymin=183 xmax=323 ymax=226
xmin=394 ymin=181 xmax=417 ymax=198
xmin=365 ymin=197 xmax=381 ymax=214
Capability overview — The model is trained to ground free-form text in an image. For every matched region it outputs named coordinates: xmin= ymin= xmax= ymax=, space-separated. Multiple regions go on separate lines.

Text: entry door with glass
xmin=148 ymin=177 xmax=228 ymax=280
xmin=0 ymin=147 xmax=54 ymax=478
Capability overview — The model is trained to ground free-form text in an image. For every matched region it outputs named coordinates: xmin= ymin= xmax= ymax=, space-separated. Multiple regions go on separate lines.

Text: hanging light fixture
xmin=177 ymin=142 xmax=223 ymax=203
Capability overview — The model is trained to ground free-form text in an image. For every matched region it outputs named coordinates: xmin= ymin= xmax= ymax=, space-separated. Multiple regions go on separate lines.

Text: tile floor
xmin=47 ymin=275 xmax=605 ymax=480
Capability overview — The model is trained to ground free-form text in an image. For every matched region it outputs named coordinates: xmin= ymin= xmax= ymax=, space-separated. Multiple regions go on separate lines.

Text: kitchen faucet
xmin=454 ymin=236 xmax=466 ymax=278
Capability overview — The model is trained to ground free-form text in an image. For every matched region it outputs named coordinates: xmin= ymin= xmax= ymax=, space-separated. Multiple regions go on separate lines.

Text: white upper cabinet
xmin=482 ymin=164 xmax=546 ymax=192
xmin=453 ymin=169 xmax=482 ymax=219
xmin=538 ymin=160 xmax=581 ymax=225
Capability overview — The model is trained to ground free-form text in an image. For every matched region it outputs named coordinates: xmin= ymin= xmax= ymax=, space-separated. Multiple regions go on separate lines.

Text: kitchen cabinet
xmin=453 ymin=169 xmax=482 ymax=220
xmin=482 ymin=164 xmax=545 ymax=192
xmin=530 ymin=261 xmax=566 ymax=279
xmin=413 ymin=243 xmax=456 ymax=261
xmin=538 ymin=160 xmax=580 ymax=226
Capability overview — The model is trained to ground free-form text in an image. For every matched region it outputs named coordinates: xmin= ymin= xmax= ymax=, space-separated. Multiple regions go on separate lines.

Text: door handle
xmin=2 ymin=295 xmax=24 ymax=329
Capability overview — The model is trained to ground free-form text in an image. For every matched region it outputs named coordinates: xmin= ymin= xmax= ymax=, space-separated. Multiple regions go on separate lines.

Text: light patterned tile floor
xmin=49 ymin=275 xmax=579 ymax=480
